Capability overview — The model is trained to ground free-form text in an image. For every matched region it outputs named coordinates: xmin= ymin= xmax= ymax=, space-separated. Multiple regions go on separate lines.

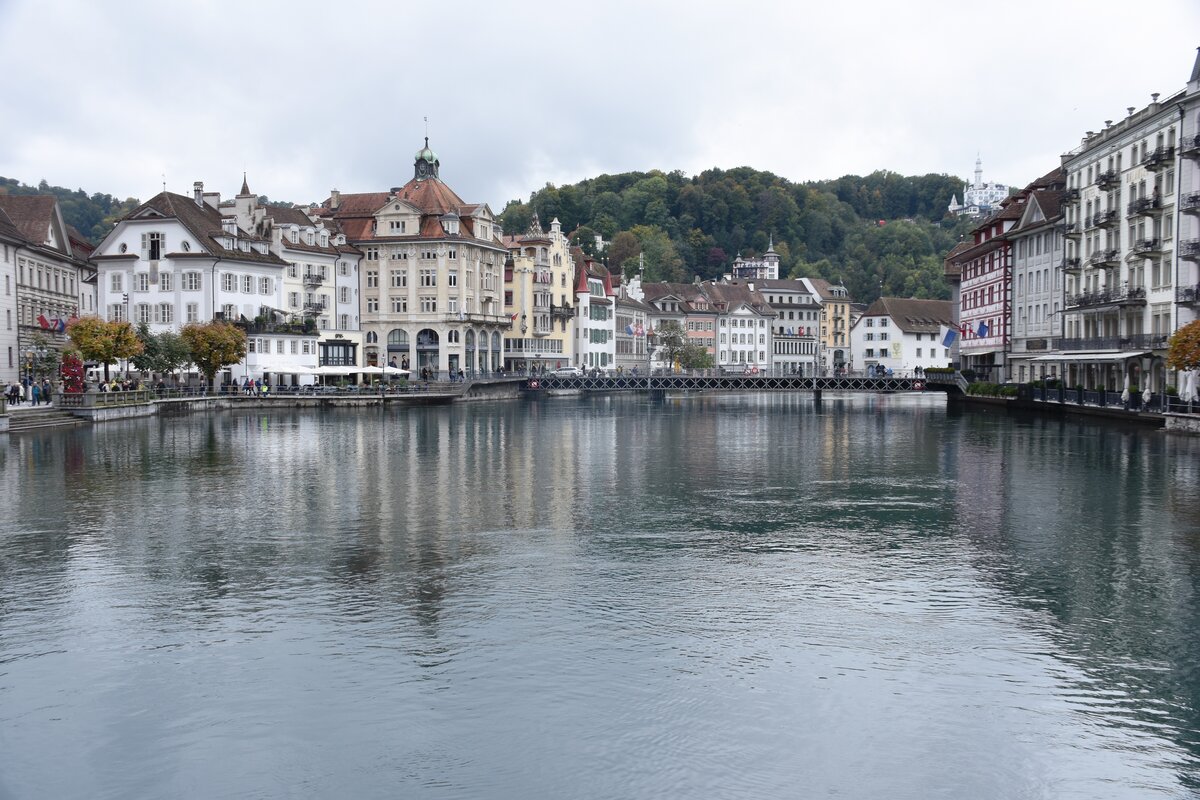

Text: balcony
xmin=303 ymin=273 xmax=325 ymax=287
xmin=1182 ymin=134 xmax=1200 ymax=159
xmin=303 ymin=302 xmax=327 ymax=315
xmin=550 ymin=303 xmax=575 ymax=320
xmin=1058 ymin=334 xmax=1167 ymax=351
xmin=1131 ymin=238 xmax=1164 ymax=257
xmin=1061 ymin=187 xmax=1080 ymax=205
xmin=1181 ymin=192 xmax=1200 ymax=215
xmin=1094 ymin=169 xmax=1119 ymax=190
xmin=1127 ymin=196 xmax=1163 ymax=217
xmin=1060 ymin=220 xmax=1082 ymax=238
xmin=1085 ymin=249 xmax=1120 ymax=269
xmin=1088 ymin=209 xmax=1119 ymax=229
xmin=1061 ymin=256 xmax=1082 ymax=274
xmin=1180 ymin=239 xmax=1200 ymax=261
xmin=1065 ymin=285 xmax=1146 ymax=309
xmin=1140 ymin=145 xmax=1174 ymax=171
xmin=1177 ymin=284 xmax=1200 ymax=304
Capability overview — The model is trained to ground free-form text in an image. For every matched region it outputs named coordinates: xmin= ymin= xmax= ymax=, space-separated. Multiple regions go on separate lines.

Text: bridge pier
xmin=813 ymin=388 xmax=822 ymax=405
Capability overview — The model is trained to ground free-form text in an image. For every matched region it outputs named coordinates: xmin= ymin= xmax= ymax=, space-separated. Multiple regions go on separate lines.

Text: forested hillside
xmin=499 ymin=168 xmax=976 ymax=303
xmin=0 ymin=176 xmax=140 ymax=244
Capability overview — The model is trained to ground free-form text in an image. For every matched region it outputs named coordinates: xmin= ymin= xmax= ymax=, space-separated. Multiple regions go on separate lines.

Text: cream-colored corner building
xmin=501 ymin=214 xmax=576 ymax=371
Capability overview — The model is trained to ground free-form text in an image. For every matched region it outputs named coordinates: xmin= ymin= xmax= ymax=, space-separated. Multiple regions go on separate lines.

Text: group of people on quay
xmin=5 ymin=378 xmax=54 ymax=407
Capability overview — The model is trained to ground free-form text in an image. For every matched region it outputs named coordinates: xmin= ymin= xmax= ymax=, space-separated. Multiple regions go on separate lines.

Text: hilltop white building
xmin=949 ymin=156 xmax=1011 ymax=218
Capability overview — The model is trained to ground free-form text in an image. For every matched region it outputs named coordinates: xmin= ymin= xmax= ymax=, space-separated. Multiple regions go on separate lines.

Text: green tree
xmin=131 ymin=323 xmax=192 ymax=377
xmin=182 ymin=321 xmax=246 ymax=388
xmin=653 ymin=320 xmax=713 ymax=370
xmin=24 ymin=331 xmax=62 ymax=380
xmin=66 ymin=317 xmax=143 ymax=381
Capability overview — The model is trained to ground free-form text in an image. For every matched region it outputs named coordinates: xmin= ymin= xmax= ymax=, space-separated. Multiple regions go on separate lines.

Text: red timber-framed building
xmin=949 ymin=198 xmax=1023 ymax=380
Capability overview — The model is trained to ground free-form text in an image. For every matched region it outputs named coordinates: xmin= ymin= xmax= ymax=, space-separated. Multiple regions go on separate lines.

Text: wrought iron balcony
xmin=1094 ymin=169 xmax=1119 ymax=190
xmin=1088 ymin=209 xmax=1119 ymax=228
xmin=1181 ymin=192 xmax=1200 ymax=215
xmin=1060 ymin=220 xmax=1082 ymax=238
xmin=1061 ymin=256 xmax=1082 ymax=273
xmin=303 ymin=302 xmax=327 ymax=314
xmin=1127 ymin=196 xmax=1163 ymax=217
xmin=1065 ymin=285 xmax=1146 ymax=309
xmin=303 ymin=273 xmax=325 ymax=286
xmin=1085 ymin=249 xmax=1120 ymax=269
xmin=1131 ymin=238 xmax=1163 ymax=256
xmin=1179 ymin=239 xmax=1200 ymax=261
xmin=1058 ymin=334 xmax=1167 ymax=351
xmin=1061 ymin=187 xmax=1080 ymax=205
xmin=549 ymin=304 xmax=575 ymax=320
xmin=1140 ymin=145 xmax=1174 ymax=171
xmin=1182 ymin=134 xmax=1200 ymax=159
xmin=1177 ymin=283 xmax=1200 ymax=304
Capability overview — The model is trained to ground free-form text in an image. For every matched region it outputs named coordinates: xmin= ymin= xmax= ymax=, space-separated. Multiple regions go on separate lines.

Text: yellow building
xmin=808 ymin=277 xmax=852 ymax=373
xmin=502 ymin=214 xmax=576 ymax=371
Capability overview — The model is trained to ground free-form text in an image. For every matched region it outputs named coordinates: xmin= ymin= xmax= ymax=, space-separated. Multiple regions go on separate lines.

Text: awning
xmin=1029 ymin=351 xmax=1148 ymax=363
xmin=962 ymin=349 xmax=1000 ymax=357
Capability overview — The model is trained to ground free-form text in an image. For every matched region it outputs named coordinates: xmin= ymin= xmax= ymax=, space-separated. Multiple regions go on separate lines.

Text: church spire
xmin=239 ymin=172 xmax=251 ymax=197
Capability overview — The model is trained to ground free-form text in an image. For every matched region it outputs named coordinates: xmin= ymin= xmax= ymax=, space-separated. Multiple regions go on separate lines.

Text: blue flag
xmin=977 ymin=321 xmax=990 ymax=338
xmin=626 ymin=324 xmax=634 ymax=335
xmin=940 ymin=326 xmax=958 ymax=348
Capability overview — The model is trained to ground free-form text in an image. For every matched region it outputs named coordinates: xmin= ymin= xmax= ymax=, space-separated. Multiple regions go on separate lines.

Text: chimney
xmin=330 ymin=189 xmax=340 ymax=210
xmin=193 ymin=181 xmax=204 ymax=205
xmin=202 ymin=191 xmax=221 ymax=210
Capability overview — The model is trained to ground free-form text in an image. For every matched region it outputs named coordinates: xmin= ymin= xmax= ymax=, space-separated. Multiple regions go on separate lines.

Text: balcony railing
xmin=550 ymin=304 xmax=575 ymax=320
xmin=1181 ymin=192 xmax=1200 ymax=214
xmin=1061 ymin=187 xmax=1080 ymax=204
xmin=1177 ymin=283 xmax=1200 ymax=304
xmin=1057 ymin=334 xmax=1167 ymax=351
xmin=1095 ymin=169 xmax=1119 ymax=190
xmin=1131 ymin=238 xmax=1164 ymax=256
xmin=1061 ymin=256 xmax=1082 ymax=273
xmin=1088 ymin=209 xmax=1119 ymax=228
xmin=1065 ymin=285 xmax=1146 ymax=309
xmin=1085 ymin=249 xmax=1120 ymax=268
xmin=1140 ymin=145 xmax=1174 ymax=171
xmin=1127 ymin=196 xmax=1163 ymax=216
xmin=303 ymin=302 xmax=327 ymax=314
xmin=303 ymin=274 xmax=325 ymax=286
xmin=1061 ymin=220 xmax=1081 ymax=238
xmin=1179 ymin=239 xmax=1200 ymax=261
xmin=1181 ymin=134 xmax=1200 ymax=159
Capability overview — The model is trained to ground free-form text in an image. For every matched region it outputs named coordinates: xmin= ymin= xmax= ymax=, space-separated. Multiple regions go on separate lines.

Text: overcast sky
xmin=2 ymin=1 xmax=1198 ymax=213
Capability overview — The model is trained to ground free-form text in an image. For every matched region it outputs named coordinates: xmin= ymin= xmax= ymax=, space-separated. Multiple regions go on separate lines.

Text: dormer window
xmin=290 ymin=228 xmax=298 ymax=244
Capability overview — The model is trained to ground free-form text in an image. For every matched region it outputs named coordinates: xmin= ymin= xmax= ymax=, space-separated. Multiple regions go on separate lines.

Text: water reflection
xmin=2 ymin=395 xmax=1200 ymax=798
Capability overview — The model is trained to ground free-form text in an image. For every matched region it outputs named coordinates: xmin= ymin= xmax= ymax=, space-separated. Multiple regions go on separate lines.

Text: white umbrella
xmin=1188 ymin=370 xmax=1199 ymax=403
xmin=382 ymin=365 xmax=410 ymax=376
xmin=359 ymin=365 xmax=384 ymax=375
xmin=1121 ymin=372 xmax=1130 ymax=404
xmin=1142 ymin=382 xmax=1151 ymax=405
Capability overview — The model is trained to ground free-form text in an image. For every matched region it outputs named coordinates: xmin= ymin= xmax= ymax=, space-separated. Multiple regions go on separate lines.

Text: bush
xmin=1167 ymin=384 xmax=1178 ymax=396
xmin=960 ymin=369 xmax=977 ymax=384
xmin=967 ymin=381 xmax=1016 ymax=398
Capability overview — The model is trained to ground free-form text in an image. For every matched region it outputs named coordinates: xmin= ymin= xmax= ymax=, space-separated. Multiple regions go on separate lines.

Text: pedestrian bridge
xmin=523 ymin=370 xmax=965 ymax=396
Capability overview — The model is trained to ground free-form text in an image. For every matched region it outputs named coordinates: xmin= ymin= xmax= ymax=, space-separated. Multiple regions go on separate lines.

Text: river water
xmin=2 ymin=393 xmax=1200 ymax=799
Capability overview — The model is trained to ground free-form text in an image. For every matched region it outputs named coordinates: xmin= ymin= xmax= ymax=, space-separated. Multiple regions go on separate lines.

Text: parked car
xmin=551 ymin=367 xmax=584 ymax=377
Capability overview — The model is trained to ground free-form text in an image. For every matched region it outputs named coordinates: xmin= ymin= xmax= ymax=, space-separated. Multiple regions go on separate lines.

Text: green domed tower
xmin=414 ymin=137 xmax=439 ymax=181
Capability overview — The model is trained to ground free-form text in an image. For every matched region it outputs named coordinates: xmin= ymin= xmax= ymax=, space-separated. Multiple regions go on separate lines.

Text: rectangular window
xmin=222 ymin=273 xmax=235 ymax=292
xmin=259 ymin=277 xmax=271 ymax=294
xmin=289 ymin=292 xmax=299 ymax=308
xmin=420 ymin=296 xmax=437 ymax=313
xmin=391 ymin=297 xmax=407 ymax=313
xmin=276 ymin=340 xmax=284 ymax=354
xmin=339 ymin=286 xmax=349 ymax=303
xmin=159 ymin=271 xmax=173 ymax=292
xmin=136 ymin=303 xmax=151 ymax=323
xmin=390 ymin=270 xmax=405 ymax=288
xmin=420 ymin=269 xmax=436 ymax=287
xmin=290 ymin=340 xmax=298 ymax=354
xmin=448 ymin=271 xmax=458 ymax=287
xmin=367 ymin=298 xmax=378 ymax=313
xmin=184 ymin=272 xmax=201 ymax=291
xmin=339 ymin=314 xmax=349 ymax=329
xmin=158 ymin=303 xmax=173 ymax=324
xmin=242 ymin=275 xmax=253 ymax=293
xmin=288 ymin=264 xmax=298 ymax=278
xmin=133 ymin=272 xmax=149 ymax=292
xmin=109 ymin=304 xmax=126 ymax=321
xmin=222 ymin=304 xmax=236 ymax=319
xmin=366 ymin=271 xmax=378 ymax=288
xmin=186 ymin=303 xmax=198 ymax=323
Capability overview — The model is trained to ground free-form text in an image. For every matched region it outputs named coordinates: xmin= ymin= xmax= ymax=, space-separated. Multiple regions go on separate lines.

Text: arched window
xmin=387 ymin=329 xmax=408 ymax=352
xmin=465 ymin=329 xmax=475 ymax=349
xmin=366 ymin=331 xmax=378 ymax=344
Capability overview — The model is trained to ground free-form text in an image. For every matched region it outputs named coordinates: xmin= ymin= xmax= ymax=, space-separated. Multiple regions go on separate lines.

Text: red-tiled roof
xmin=0 ymin=195 xmax=57 ymax=245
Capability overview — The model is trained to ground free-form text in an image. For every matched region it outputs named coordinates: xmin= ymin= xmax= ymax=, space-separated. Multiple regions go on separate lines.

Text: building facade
xmin=953 ymin=197 xmax=1021 ymax=380
xmin=948 ymin=156 xmax=1011 ymax=218
xmin=731 ymin=239 xmax=782 ymax=280
xmin=0 ymin=195 xmax=89 ymax=381
xmin=849 ymin=297 xmax=954 ymax=374
xmin=314 ymin=141 xmax=509 ymax=376
xmin=91 ymin=187 xmax=316 ymax=385
xmin=574 ymin=255 xmax=617 ymax=372
xmin=810 ymin=278 xmax=852 ymax=372
xmin=755 ymin=278 xmax=821 ymax=375
xmin=502 ymin=215 xmax=576 ymax=371
xmin=1007 ymin=171 xmax=1066 ymax=383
